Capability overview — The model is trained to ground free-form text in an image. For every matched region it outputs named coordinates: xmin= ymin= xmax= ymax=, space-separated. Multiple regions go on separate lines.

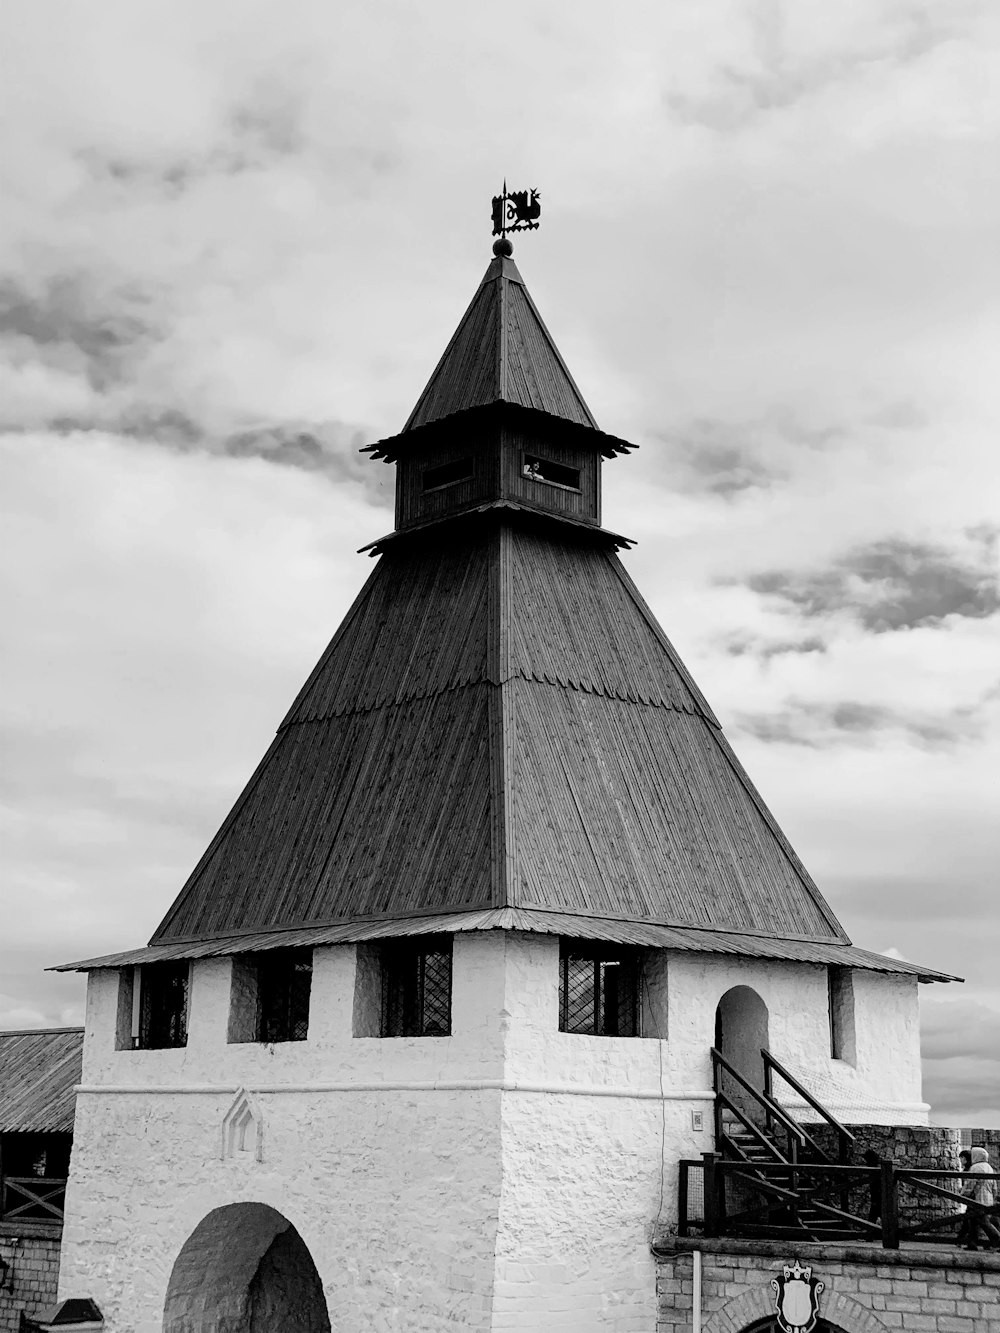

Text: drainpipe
xmin=692 ymin=1248 xmax=702 ymax=1333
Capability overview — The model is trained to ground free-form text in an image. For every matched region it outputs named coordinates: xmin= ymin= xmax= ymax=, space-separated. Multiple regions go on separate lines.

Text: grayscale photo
xmin=1 ymin=2 xmax=997 ymax=1330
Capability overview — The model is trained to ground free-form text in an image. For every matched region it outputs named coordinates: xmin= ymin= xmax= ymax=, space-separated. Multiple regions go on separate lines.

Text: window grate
xmin=139 ymin=962 xmax=189 ymax=1049
xmin=559 ymin=943 xmax=639 ymax=1037
xmin=257 ymin=949 xmax=312 ymax=1043
xmin=381 ymin=937 xmax=452 ymax=1037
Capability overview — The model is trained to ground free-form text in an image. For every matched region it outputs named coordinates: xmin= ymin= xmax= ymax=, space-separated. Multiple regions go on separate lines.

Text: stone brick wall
xmin=803 ymin=1122 xmax=964 ymax=1169
xmin=964 ymin=1129 xmax=1000 ymax=1160
xmin=802 ymin=1123 xmax=994 ymax=1234
xmin=0 ymin=1226 xmax=62 ymax=1333
xmin=655 ymin=1237 xmax=1000 ymax=1333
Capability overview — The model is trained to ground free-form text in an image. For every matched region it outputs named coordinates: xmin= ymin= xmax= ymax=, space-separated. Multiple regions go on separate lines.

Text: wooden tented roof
xmin=0 ymin=1028 xmax=83 ymax=1133
xmin=402 ymin=253 xmax=598 ymax=433
xmin=52 ymin=246 xmax=950 ymax=983
xmin=146 ymin=522 xmax=848 ymax=948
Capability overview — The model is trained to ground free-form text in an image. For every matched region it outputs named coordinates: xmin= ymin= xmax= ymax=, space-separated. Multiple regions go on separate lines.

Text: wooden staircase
xmin=711 ymin=1048 xmax=869 ymax=1242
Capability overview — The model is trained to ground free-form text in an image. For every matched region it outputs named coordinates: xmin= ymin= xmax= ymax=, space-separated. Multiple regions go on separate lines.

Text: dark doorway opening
xmin=162 ymin=1202 xmax=330 ymax=1332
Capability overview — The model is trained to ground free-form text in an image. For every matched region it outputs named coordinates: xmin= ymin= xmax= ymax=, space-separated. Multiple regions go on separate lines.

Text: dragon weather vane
xmin=491 ymin=182 xmax=541 ymax=252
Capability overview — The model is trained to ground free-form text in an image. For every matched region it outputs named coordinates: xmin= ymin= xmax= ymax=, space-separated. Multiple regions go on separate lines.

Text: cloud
xmin=724 ymin=633 xmax=828 ymax=659
xmin=0 ymin=0 xmax=998 ymax=1127
xmin=221 ymin=422 xmax=384 ymax=498
xmin=658 ymin=420 xmax=785 ymax=499
xmin=734 ymin=694 xmax=991 ymax=749
xmin=743 ymin=532 xmax=1000 ymax=632
xmin=922 ymin=999 xmax=1000 ymax=1062
xmin=922 ymin=999 xmax=1000 ymax=1126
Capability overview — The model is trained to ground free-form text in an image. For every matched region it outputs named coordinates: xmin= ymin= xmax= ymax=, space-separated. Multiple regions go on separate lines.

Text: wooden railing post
xmin=880 ymin=1159 xmax=899 ymax=1249
xmin=711 ymin=1052 xmax=724 ymax=1150
xmin=703 ymin=1152 xmax=721 ymax=1238
xmin=678 ymin=1161 xmax=689 ymax=1237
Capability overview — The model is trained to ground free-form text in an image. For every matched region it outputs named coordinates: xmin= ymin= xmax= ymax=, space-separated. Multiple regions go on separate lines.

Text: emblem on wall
xmin=771 ymin=1259 xmax=824 ymax=1333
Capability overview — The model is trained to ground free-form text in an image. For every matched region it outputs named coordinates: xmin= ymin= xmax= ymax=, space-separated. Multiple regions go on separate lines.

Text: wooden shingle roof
xmin=55 ymin=247 xmax=951 ymax=979
xmin=0 ymin=1028 xmax=83 ymax=1133
xmin=147 ymin=521 xmax=848 ymax=947
xmin=402 ymin=253 xmax=598 ymax=433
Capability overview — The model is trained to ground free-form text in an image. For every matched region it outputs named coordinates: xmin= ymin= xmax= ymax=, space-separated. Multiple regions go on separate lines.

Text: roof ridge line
xmin=602 ymin=553 xmax=721 ymax=727
xmin=696 ymin=723 xmax=851 ymax=944
xmin=401 ymin=271 xmax=496 ymax=432
xmin=513 ymin=276 xmax=599 ymax=429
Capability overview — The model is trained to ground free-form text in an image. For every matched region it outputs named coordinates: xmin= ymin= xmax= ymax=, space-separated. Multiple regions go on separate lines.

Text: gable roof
xmin=147 ymin=520 xmax=848 ymax=947
xmin=403 ymin=253 xmax=598 ymax=432
xmin=0 ymin=1028 xmax=84 ymax=1133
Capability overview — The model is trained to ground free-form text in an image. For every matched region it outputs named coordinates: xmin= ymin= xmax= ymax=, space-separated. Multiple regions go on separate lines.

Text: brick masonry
xmin=654 ymin=1236 xmax=1000 ymax=1333
xmin=0 ymin=1225 xmax=62 ymax=1333
xmin=800 ymin=1124 xmax=999 ymax=1233
xmin=803 ymin=1122 xmax=967 ymax=1172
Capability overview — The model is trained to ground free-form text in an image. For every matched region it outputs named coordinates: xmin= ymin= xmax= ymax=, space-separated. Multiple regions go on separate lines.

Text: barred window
xmin=138 ymin=962 xmax=189 ymax=1049
xmin=559 ymin=941 xmax=639 ymax=1037
xmin=381 ymin=937 xmax=452 ymax=1037
xmin=228 ymin=949 xmax=312 ymax=1044
xmin=258 ymin=949 xmax=312 ymax=1043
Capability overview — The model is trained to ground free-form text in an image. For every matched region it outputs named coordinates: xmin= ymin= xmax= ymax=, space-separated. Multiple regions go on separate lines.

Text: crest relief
xmin=771 ymin=1259 xmax=824 ymax=1333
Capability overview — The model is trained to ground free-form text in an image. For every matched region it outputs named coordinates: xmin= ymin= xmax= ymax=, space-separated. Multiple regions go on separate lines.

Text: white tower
xmin=54 ymin=240 xmax=950 ymax=1332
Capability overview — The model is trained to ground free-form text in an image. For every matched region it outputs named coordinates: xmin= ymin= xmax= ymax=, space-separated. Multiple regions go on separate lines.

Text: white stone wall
xmin=59 ymin=932 xmax=927 ymax=1331
xmin=661 ymin=953 xmax=926 ymax=1125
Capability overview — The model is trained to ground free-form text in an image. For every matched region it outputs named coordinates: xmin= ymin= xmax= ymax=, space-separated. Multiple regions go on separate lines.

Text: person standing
xmin=960 ymin=1147 xmax=1000 ymax=1250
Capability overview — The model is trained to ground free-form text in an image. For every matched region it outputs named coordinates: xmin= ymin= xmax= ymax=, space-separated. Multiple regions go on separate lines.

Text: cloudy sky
xmin=2 ymin=0 xmax=997 ymax=1125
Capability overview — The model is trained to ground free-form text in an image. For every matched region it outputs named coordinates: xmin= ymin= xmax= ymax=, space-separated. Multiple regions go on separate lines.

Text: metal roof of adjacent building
xmin=0 ymin=1028 xmax=84 ymax=1133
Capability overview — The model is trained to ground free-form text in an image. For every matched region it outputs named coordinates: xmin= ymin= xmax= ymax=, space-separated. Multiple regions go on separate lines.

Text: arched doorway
xmin=163 ymin=1202 xmax=331 ymax=1332
xmin=715 ymin=985 xmax=769 ymax=1122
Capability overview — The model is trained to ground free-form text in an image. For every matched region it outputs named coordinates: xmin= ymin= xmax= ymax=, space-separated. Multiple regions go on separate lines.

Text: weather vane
xmin=491 ymin=181 xmax=541 ymax=254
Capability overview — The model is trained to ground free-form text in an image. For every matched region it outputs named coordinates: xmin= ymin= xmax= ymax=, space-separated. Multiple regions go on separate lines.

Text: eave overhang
xmin=358 ymin=500 xmax=634 ymax=556
xmin=363 ymin=401 xmax=637 ymax=464
xmin=50 ymin=908 xmax=959 ymax=984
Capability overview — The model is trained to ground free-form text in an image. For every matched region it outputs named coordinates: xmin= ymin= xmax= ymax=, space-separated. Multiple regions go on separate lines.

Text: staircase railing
xmin=710 ymin=1048 xmax=830 ymax=1165
xmin=762 ymin=1047 xmax=856 ymax=1164
xmin=676 ymin=1158 xmax=1000 ymax=1250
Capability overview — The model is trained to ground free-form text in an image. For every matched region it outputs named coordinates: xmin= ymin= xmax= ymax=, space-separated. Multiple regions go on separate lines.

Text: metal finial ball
xmin=493 ymin=237 xmax=513 ymax=257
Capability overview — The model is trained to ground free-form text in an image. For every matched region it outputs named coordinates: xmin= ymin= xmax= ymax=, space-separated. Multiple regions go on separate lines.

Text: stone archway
xmin=163 ymin=1201 xmax=331 ymax=1332
xmin=715 ymin=985 xmax=770 ymax=1121
xmin=703 ymin=1283 xmax=892 ymax=1333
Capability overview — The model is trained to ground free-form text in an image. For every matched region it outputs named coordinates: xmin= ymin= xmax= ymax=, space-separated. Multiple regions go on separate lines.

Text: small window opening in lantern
xmin=522 ymin=454 xmax=581 ymax=491
xmin=422 ymin=458 xmax=473 ymax=492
